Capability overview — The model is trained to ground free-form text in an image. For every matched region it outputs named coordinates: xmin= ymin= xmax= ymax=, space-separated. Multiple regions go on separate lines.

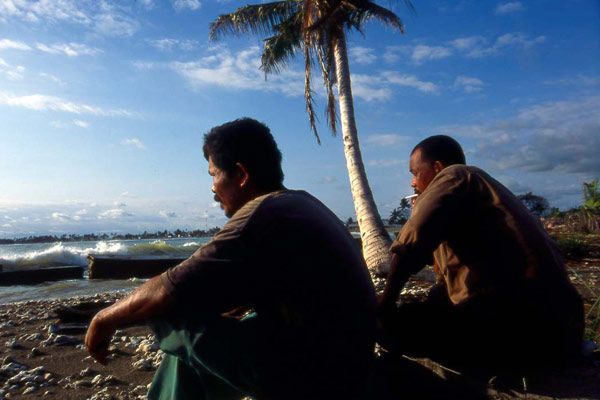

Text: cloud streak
xmin=495 ymin=2 xmax=524 ymax=15
xmin=0 ymin=91 xmax=133 ymax=117
xmin=122 ymin=138 xmax=146 ymax=149
xmin=385 ymin=32 xmax=546 ymax=64
xmin=36 ymin=42 xmax=101 ymax=57
xmin=438 ymin=96 xmax=600 ymax=174
xmin=0 ymin=1 xmax=140 ymax=37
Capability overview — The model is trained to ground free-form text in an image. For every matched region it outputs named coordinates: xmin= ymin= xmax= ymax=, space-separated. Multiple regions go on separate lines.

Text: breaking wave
xmin=0 ymin=239 xmax=204 ymax=269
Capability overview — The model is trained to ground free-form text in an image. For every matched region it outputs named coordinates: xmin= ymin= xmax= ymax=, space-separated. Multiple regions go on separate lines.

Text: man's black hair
xmin=412 ymin=135 xmax=466 ymax=166
xmin=203 ymin=118 xmax=284 ymax=190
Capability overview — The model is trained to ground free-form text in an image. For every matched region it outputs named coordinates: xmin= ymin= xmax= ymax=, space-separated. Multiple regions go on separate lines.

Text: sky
xmin=0 ymin=0 xmax=598 ymax=237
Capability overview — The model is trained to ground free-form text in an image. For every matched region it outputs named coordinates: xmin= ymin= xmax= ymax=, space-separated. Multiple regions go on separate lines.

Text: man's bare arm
xmin=85 ymin=275 xmax=174 ymax=364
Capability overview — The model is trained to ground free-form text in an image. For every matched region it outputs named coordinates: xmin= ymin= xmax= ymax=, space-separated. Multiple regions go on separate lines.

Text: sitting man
xmin=378 ymin=135 xmax=583 ymax=375
xmin=85 ymin=118 xmax=377 ymax=399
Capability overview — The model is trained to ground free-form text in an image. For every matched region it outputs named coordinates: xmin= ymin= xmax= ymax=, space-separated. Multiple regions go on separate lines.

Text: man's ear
xmin=433 ymin=161 xmax=445 ymax=174
xmin=235 ymin=162 xmax=250 ymax=187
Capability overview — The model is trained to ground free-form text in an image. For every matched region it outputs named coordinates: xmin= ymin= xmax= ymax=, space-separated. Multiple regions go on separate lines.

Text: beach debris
xmin=136 ymin=339 xmax=159 ymax=354
xmin=132 ymin=358 xmax=154 ymax=371
xmin=91 ymin=373 xmax=121 ymax=387
xmin=4 ymin=338 xmax=21 ymax=350
xmin=40 ymin=333 xmax=81 ymax=347
xmin=22 ymin=332 xmax=43 ymax=341
xmin=79 ymin=367 xmax=95 ymax=377
xmin=0 ymin=362 xmax=27 ymax=377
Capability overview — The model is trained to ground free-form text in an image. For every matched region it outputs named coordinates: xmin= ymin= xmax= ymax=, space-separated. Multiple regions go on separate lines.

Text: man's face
xmin=409 ymin=148 xmax=438 ymax=195
xmin=208 ymin=157 xmax=246 ymax=218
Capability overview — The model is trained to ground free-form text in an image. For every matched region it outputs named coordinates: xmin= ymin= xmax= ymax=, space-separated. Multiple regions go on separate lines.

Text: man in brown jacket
xmin=378 ymin=135 xmax=583 ymax=375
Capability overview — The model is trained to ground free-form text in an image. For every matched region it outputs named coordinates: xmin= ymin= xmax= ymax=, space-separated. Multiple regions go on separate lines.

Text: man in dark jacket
xmin=378 ymin=135 xmax=583 ymax=375
xmin=86 ymin=118 xmax=377 ymax=399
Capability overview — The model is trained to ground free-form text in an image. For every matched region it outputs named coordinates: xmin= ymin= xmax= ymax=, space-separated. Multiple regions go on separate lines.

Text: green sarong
xmin=148 ymin=312 xmax=262 ymax=400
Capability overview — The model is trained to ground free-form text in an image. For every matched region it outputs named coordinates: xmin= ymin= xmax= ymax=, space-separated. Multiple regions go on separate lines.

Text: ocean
xmin=0 ymin=237 xmax=211 ymax=304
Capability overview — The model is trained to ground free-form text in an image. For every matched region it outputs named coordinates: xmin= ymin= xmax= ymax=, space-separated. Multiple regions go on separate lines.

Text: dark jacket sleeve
xmin=160 ymin=212 xmax=255 ymax=316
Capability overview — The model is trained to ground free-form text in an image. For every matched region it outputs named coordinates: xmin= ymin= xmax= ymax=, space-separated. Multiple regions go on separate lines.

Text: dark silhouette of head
xmin=203 ymin=118 xmax=284 ymax=191
xmin=411 ymin=135 xmax=466 ymax=167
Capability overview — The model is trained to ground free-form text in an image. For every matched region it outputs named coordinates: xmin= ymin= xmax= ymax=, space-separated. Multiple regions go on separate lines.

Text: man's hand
xmin=85 ymin=309 xmax=117 ymax=365
xmin=83 ymin=275 xmax=174 ymax=365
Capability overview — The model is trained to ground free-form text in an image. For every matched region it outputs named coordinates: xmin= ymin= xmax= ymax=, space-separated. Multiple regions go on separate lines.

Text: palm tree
xmin=210 ymin=0 xmax=412 ymax=273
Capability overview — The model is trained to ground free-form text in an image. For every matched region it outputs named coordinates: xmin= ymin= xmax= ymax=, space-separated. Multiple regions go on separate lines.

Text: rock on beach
xmin=0 ymin=293 xmax=157 ymax=399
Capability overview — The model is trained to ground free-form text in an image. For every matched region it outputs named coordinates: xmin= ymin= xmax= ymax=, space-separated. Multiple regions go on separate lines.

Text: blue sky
xmin=0 ymin=0 xmax=598 ymax=237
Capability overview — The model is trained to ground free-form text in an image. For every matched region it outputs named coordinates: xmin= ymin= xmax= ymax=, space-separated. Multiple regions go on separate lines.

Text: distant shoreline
xmin=0 ymin=228 xmax=221 ymax=245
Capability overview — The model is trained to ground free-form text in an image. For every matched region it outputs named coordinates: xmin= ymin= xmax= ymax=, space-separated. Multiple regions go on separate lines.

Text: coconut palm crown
xmin=210 ymin=0 xmax=413 ymax=273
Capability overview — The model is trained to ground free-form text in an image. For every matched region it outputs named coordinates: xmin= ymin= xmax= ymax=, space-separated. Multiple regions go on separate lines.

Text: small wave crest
xmin=0 ymin=241 xmax=126 ymax=268
xmin=127 ymin=240 xmax=199 ymax=256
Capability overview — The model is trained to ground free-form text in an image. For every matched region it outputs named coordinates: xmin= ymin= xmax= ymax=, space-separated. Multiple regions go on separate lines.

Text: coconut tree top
xmin=210 ymin=0 xmax=413 ymax=143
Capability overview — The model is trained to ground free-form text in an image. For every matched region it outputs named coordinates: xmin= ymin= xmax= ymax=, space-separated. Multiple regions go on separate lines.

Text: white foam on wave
xmin=0 ymin=241 xmax=127 ymax=268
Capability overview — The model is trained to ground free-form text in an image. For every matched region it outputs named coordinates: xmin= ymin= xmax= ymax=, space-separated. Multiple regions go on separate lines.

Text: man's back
xmin=395 ymin=164 xmax=577 ymax=306
xmin=164 ymin=189 xmax=377 ymax=398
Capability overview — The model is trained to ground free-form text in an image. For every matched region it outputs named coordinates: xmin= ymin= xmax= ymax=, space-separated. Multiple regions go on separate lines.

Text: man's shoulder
xmin=222 ymin=190 xmax=318 ymax=232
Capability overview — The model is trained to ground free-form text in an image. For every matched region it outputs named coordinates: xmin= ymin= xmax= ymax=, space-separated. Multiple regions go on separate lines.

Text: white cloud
xmin=351 ymin=72 xmax=438 ymax=101
xmin=171 ymin=46 xmax=303 ymax=96
xmin=382 ymin=72 xmax=439 ymax=93
xmin=438 ymin=96 xmax=600 ymax=174
xmin=122 ymin=138 xmax=146 ymax=149
xmin=170 ymin=46 xmax=437 ymax=102
xmin=173 ymin=0 xmax=201 ymax=11
xmin=51 ymin=212 xmax=71 ymax=221
xmin=132 ymin=61 xmax=158 ymax=70
xmin=350 ymin=75 xmax=392 ymax=101
xmin=0 ymin=58 xmax=25 ymax=80
xmin=453 ymin=75 xmax=484 ymax=93
xmin=39 ymin=72 xmax=63 ymax=84
xmin=382 ymin=46 xmax=407 ymax=63
xmin=349 ymin=47 xmax=377 ymax=65
xmin=36 ymin=42 xmax=101 ymax=57
xmin=73 ymin=209 xmax=88 ymax=221
xmin=495 ymin=2 xmax=524 ymax=15
xmin=73 ymin=120 xmax=89 ymax=128
xmin=411 ymin=45 xmax=452 ymax=64
xmin=0 ymin=1 xmax=140 ymax=37
xmin=450 ymin=36 xmax=494 ymax=58
xmin=495 ymin=33 xmax=545 ymax=49
xmin=98 ymin=208 xmax=134 ymax=219
xmin=0 ymin=38 xmax=31 ymax=51
xmin=450 ymin=33 xmax=544 ymax=58
xmin=0 ymin=91 xmax=133 ymax=116
xmin=137 ymin=0 xmax=155 ymax=9
xmin=544 ymin=75 xmax=600 ymax=87
xmin=364 ymin=134 xmax=407 ymax=147
xmin=159 ymin=210 xmax=178 ymax=218
xmin=94 ymin=9 xmax=140 ymax=37
xmin=149 ymin=38 xmax=199 ymax=52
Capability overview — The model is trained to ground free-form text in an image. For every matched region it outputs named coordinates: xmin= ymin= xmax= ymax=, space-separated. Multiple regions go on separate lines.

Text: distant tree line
xmin=0 ymin=227 xmax=222 ymax=245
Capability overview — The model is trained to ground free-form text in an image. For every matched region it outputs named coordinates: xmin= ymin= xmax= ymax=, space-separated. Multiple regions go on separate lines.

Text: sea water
xmin=0 ymin=237 xmax=211 ymax=304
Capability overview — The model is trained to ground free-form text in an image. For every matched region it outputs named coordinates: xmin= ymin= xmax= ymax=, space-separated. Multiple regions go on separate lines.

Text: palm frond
xmin=210 ymin=1 xmax=298 ymax=41
xmin=261 ymin=15 xmax=303 ymax=74
xmin=351 ymin=1 xmax=404 ymax=33
xmin=303 ymin=42 xmax=321 ymax=144
xmin=316 ymin=36 xmax=338 ymax=133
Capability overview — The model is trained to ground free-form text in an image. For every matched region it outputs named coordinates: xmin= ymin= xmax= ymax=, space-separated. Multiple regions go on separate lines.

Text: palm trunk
xmin=333 ymin=32 xmax=391 ymax=274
